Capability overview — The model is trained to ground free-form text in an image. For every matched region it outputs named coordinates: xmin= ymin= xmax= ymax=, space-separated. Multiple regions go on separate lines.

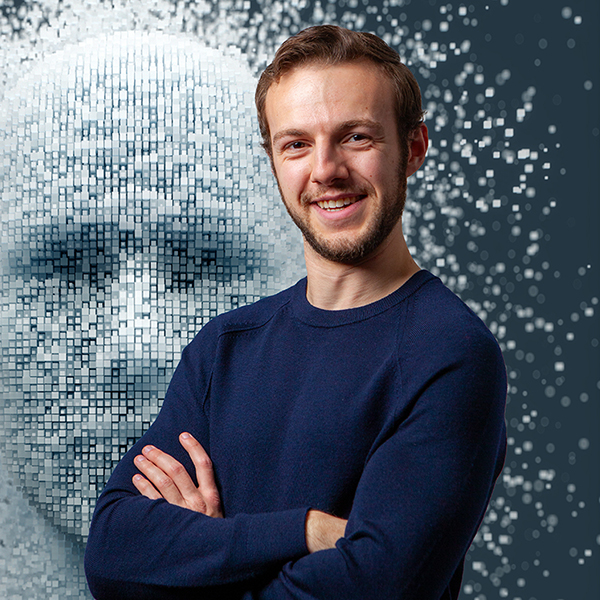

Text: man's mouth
xmin=316 ymin=195 xmax=365 ymax=211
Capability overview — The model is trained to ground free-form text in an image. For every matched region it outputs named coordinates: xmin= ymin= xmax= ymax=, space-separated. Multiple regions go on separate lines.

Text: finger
xmin=132 ymin=473 xmax=163 ymax=500
xmin=141 ymin=445 xmax=201 ymax=501
xmin=180 ymin=433 xmax=222 ymax=516
xmin=135 ymin=451 xmax=188 ymax=506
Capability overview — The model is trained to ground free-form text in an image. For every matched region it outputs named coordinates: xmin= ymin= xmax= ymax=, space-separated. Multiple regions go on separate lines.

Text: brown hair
xmin=255 ymin=24 xmax=425 ymax=157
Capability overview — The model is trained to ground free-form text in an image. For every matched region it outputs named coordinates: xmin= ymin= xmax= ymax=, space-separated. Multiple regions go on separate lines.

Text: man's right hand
xmin=132 ymin=432 xmax=223 ymax=518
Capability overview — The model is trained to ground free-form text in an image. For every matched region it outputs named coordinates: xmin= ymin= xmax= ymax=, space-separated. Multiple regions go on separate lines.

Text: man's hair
xmin=255 ymin=24 xmax=425 ymax=157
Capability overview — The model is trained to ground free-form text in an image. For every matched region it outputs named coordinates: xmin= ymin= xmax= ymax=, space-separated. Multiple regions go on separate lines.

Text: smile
xmin=316 ymin=195 xmax=365 ymax=211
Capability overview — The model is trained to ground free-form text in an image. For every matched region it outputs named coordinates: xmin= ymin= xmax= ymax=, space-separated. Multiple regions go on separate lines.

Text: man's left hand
xmin=132 ymin=432 xmax=223 ymax=517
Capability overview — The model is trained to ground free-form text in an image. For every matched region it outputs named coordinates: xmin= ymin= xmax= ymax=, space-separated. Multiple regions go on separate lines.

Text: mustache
xmin=300 ymin=183 xmax=374 ymax=206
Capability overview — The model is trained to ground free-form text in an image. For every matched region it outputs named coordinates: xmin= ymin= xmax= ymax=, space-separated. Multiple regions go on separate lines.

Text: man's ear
xmin=405 ymin=124 xmax=429 ymax=178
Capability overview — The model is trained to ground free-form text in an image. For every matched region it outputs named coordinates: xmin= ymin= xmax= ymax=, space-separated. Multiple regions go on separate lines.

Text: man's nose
xmin=310 ymin=143 xmax=349 ymax=186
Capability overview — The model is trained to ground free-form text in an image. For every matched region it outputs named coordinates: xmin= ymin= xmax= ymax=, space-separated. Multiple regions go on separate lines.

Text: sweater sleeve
xmin=245 ymin=329 xmax=507 ymax=600
xmin=84 ymin=329 xmax=310 ymax=600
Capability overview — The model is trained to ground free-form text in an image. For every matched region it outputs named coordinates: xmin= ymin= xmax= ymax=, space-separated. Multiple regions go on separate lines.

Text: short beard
xmin=276 ymin=174 xmax=407 ymax=266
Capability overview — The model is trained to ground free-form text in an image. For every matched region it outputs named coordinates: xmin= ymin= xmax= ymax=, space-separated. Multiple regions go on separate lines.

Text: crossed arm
xmin=132 ymin=432 xmax=347 ymax=554
xmin=85 ymin=328 xmax=506 ymax=599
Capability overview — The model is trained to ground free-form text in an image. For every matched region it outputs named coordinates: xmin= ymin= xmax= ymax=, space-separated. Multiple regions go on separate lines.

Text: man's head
xmin=256 ymin=26 xmax=428 ymax=265
xmin=255 ymin=25 xmax=425 ymax=160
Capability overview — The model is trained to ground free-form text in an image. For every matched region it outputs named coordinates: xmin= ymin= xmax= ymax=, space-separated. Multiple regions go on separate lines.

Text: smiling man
xmin=85 ymin=25 xmax=507 ymax=599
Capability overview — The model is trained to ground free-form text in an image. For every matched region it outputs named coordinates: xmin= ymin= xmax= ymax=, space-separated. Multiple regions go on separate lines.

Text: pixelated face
xmin=0 ymin=31 xmax=304 ymax=542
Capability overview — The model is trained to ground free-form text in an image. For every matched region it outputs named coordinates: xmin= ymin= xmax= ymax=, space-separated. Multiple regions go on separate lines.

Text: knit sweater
xmin=85 ymin=270 xmax=507 ymax=599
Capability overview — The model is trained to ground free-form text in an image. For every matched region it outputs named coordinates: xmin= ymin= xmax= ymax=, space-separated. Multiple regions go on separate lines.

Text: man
xmin=85 ymin=25 xmax=506 ymax=599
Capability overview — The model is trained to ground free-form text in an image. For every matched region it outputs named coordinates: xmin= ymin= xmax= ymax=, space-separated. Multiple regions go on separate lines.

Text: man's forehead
xmin=265 ymin=60 xmax=395 ymax=135
xmin=267 ymin=58 xmax=389 ymax=95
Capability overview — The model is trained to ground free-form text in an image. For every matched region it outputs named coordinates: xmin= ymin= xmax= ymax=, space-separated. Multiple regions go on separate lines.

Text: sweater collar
xmin=291 ymin=269 xmax=434 ymax=327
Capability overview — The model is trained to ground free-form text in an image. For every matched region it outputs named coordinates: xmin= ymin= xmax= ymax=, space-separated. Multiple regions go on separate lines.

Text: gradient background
xmin=1 ymin=0 xmax=598 ymax=598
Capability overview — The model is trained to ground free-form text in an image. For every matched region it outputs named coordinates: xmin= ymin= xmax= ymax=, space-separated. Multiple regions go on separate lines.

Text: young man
xmin=85 ymin=25 xmax=506 ymax=599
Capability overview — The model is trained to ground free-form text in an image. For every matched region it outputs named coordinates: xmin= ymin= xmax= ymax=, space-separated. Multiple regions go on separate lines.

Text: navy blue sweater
xmin=85 ymin=270 xmax=507 ymax=599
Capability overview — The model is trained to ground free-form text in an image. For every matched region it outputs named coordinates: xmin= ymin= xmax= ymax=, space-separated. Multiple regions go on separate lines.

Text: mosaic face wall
xmin=0 ymin=29 xmax=305 ymax=543
xmin=0 ymin=0 xmax=598 ymax=598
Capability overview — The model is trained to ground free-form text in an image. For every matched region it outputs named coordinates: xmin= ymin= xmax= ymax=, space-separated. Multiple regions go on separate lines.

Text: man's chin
xmin=302 ymin=213 xmax=404 ymax=265
xmin=304 ymin=233 xmax=382 ymax=265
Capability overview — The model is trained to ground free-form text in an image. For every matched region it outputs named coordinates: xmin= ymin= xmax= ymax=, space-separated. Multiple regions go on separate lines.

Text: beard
xmin=276 ymin=173 xmax=407 ymax=265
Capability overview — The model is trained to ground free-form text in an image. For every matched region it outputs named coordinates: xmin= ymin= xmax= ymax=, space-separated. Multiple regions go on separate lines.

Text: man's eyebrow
xmin=272 ymin=120 xmax=386 ymax=146
xmin=272 ymin=129 xmax=306 ymax=146
xmin=335 ymin=119 xmax=385 ymax=135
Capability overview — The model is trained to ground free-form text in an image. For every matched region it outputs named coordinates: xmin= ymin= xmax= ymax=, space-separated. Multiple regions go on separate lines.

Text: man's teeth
xmin=317 ymin=197 xmax=360 ymax=210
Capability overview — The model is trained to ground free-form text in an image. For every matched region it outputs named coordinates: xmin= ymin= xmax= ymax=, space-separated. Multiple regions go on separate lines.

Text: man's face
xmin=265 ymin=61 xmax=407 ymax=264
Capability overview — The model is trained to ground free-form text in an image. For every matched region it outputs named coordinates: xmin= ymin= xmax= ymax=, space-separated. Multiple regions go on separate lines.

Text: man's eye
xmin=286 ymin=141 xmax=307 ymax=150
xmin=349 ymin=134 xmax=368 ymax=142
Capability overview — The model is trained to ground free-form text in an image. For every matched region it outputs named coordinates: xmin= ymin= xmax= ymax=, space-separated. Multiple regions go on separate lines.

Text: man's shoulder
xmin=411 ymin=276 xmax=481 ymax=322
xmin=182 ymin=281 xmax=300 ymax=363
xmin=204 ymin=279 xmax=301 ymax=336
xmin=407 ymin=275 xmax=502 ymax=360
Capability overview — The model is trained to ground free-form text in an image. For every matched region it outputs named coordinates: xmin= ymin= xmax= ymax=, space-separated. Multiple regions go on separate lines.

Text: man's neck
xmin=303 ymin=223 xmax=421 ymax=311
